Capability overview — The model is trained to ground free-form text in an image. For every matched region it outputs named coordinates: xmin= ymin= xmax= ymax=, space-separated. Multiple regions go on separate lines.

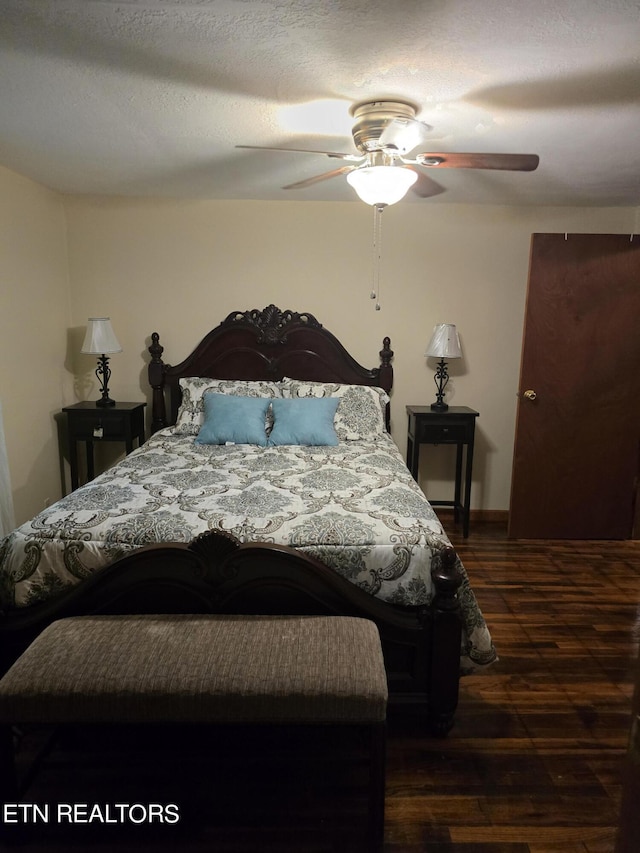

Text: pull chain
xmin=371 ymin=203 xmax=384 ymax=310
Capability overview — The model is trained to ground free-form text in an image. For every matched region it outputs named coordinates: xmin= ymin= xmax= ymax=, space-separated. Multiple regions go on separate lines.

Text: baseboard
xmin=436 ymin=508 xmax=508 ymax=525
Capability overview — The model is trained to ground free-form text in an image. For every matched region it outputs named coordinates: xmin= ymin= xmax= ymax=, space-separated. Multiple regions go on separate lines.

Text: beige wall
xmin=63 ymin=197 xmax=637 ymax=511
xmin=0 ymin=169 xmax=637 ymax=521
xmin=0 ymin=166 xmax=71 ymax=524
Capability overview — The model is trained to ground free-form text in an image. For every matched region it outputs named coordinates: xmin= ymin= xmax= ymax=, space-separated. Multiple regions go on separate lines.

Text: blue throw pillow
xmin=195 ymin=393 xmax=269 ymax=446
xmin=268 ymin=397 xmax=339 ymax=446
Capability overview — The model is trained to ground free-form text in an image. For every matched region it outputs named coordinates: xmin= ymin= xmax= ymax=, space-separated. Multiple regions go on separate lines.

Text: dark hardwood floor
xmin=6 ymin=521 xmax=640 ymax=852
xmin=412 ymin=518 xmax=640 ymax=853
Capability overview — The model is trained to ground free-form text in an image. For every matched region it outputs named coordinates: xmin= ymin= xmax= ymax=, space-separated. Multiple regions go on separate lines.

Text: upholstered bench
xmin=0 ymin=613 xmax=388 ymax=850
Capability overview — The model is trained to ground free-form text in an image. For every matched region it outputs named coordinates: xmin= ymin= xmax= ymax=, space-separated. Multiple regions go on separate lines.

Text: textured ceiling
xmin=1 ymin=0 xmax=640 ymax=205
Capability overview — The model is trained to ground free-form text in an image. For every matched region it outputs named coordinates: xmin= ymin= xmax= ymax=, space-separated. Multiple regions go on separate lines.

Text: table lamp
xmin=81 ymin=317 xmax=122 ymax=407
xmin=425 ymin=324 xmax=462 ymax=411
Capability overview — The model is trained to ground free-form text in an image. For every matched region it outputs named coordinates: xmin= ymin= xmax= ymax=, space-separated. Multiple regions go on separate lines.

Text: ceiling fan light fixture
xmin=346 ymin=165 xmax=418 ymax=206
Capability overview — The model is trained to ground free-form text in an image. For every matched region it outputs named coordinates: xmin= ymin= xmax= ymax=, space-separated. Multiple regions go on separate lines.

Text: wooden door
xmin=509 ymin=233 xmax=640 ymax=539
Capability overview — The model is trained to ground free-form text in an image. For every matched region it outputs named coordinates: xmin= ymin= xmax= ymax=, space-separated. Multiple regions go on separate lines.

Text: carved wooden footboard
xmin=0 ymin=530 xmax=462 ymax=736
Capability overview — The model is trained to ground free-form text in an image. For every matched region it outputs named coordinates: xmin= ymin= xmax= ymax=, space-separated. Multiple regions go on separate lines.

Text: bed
xmin=0 ymin=305 xmax=495 ymax=734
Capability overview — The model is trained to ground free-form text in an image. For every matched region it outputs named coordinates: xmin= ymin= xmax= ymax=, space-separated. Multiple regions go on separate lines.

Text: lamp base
xmin=94 ymin=354 xmax=116 ymax=407
xmin=429 ymin=358 xmax=450 ymax=413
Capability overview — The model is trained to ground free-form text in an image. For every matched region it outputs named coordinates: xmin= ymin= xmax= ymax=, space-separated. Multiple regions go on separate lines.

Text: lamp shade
xmin=81 ymin=318 xmax=122 ymax=355
xmin=425 ymin=324 xmax=462 ymax=359
xmin=346 ymin=165 xmax=418 ymax=206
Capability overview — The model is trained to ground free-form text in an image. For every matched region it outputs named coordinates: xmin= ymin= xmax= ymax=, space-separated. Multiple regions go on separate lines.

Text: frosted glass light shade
xmin=81 ymin=318 xmax=122 ymax=355
xmin=425 ymin=324 xmax=462 ymax=359
xmin=346 ymin=165 xmax=418 ymax=206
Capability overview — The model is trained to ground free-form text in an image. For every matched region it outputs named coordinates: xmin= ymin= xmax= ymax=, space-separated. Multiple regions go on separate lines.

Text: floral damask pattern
xmin=288 ymin=510 xmax=377 ymax=547
xmin=297 ymin=469 xmax=362 ymax=492
xmin=369 ymin=487 xmax=442 ymax=521
xmin=0 ymin=430 xmax=495 ymax=669
xmin=56 ymin=484 xmax=137 ymax=512
xmin=281 ymin=380 xmax=389 ymax=441
xmin=173 ymin=379 xmax=282 ymax=435
xmin=216 ymin=485 xmax=294 ymax=518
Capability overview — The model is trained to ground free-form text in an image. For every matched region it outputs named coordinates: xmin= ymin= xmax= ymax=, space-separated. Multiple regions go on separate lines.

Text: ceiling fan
xmin=237 ymin=99 xmax=540 ymax=205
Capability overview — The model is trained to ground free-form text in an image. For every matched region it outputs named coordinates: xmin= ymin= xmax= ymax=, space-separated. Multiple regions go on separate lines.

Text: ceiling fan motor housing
xmin=350 ymin=100 xmax=421 ymax=154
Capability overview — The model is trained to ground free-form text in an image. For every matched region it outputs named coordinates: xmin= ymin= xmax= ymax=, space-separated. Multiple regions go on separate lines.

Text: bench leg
xmin=368 ymin=722 xmax=386 ymax=853
xmin=0 ymin=725 xmax=19 ymax=845
xmin=0 ymin=725 xmax=17 ymax=802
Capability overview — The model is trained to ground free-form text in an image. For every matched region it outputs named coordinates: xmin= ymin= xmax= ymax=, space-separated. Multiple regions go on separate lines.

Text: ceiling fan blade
xmin=408 ymin=168 xmax=447 ymax=199
xmin=282 ymin=165 xmax=356 ymax=190
xmin=236 ymin=145 xmax=363 ymax=161
xmin=416 ymin=152 xmax=540 ymax=171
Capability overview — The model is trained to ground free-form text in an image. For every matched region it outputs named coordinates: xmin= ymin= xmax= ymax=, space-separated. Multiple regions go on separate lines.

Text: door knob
xmin=523 ymin=390 xmax=537 ymax=401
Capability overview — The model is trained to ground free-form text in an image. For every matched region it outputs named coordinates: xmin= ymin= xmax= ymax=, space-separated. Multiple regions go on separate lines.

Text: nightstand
xmin=406 ymin=405 xmax=479 ymax=538
xmin=63 ymin=401 xmax=147 ymax=490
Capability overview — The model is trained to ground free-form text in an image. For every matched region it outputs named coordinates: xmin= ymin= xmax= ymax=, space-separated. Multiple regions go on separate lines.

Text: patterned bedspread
xmin=0 ymin=430 xmax=495 ymax=670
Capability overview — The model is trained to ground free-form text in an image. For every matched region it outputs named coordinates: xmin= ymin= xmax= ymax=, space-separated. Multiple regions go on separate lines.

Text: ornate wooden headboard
xmin=148 ymin=305 xmax=394 ymax=433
